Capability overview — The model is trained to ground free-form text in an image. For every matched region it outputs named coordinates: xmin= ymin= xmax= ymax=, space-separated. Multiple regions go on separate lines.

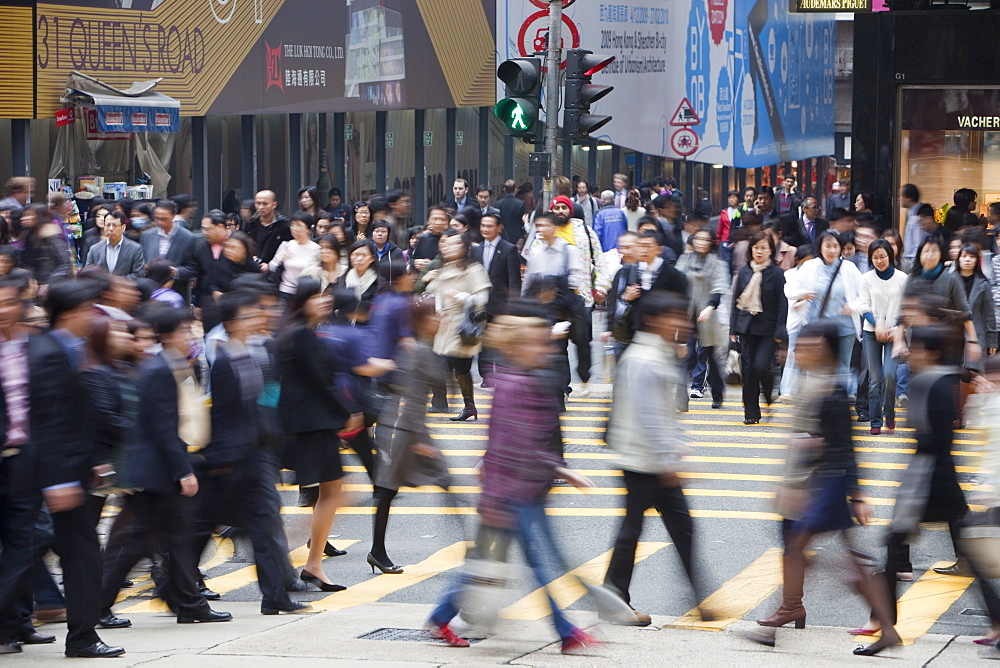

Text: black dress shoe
xmin=261 ymin=601 xmax=314 ymax=615
xmin=933 ymin=562 xmax=973 ymax=577
xmin=712 ymin=401 xmax=723 ymax=409
xmin=0 ymin=642 xmax=21 ymax=654
xmin=121 ymin=579 xmax=133 ymax=588
xmin=176 ymin=610 xmax=232 ymax=624
xmin=20 ymin=632 xmax=56 ymax=644
xmin=65 ymin=641 xmax=125 ymax=658
xmin=306 ymin=538 xmax=347 ymax=557
xmin=98 ymin=613 xmax=132 ymax=629
xmin=197 ymin=578 xmax=221 ymax=600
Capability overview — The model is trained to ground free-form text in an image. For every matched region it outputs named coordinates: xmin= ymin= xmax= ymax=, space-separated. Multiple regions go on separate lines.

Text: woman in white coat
xmin=787 ymin=231 xmax=862 ymax=384
xmin=779 ymin=245 xmax=816 ymax=399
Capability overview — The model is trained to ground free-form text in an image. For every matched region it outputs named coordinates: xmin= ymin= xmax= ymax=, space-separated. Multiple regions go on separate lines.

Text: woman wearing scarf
xmin=335 ymin=239 xmax=381 ymax=307
xmin=856 ymin=239 xmax=907 ymax=435
xmin=730 ymin=232 xmax=787 ymax=425
xmin=426 ymin=229 xmax=491 ymax=421
xmin=899 ymin=237 xmax=978 ymax=372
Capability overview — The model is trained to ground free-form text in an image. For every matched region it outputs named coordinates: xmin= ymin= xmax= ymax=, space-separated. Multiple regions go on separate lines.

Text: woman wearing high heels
xmin=425 ymin=229 xmax=491 ymax=422
xmin=368 ymin=296 xmax=451 ymax=575
xmin=757 ymin=320 xmax=901 ymax=657
xmin=277 ymin=279 xmax=364 ymax=592
xmin=730 ymin=232 xmax=787 ymax=425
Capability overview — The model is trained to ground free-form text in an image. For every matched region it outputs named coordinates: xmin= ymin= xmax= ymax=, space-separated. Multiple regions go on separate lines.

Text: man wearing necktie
xmin=613 ymin=173 xmax=629 ymax=209
xmin=472 ymin=214 xmax=520 ymax=385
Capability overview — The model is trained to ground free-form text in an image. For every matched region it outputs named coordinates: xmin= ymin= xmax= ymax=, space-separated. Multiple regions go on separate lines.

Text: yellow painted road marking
xmin=309 ymin=541 xmax=470 ymax=612
xmin=854 ymin=560 xmax=975 ymax=645
xmin=196 ymin=540 xmax=362 ymax=599
xmin=501 ymin=543 xmax=670 ymax=621
xmin=115 ymin=537 xmax=234 ymax=613
xmin=669 ymin=547 xmax=785 ymax=631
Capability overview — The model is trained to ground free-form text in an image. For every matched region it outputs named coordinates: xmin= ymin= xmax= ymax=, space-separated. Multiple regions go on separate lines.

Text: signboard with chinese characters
xmin=32 ymin=0 xmax=496 ymax=117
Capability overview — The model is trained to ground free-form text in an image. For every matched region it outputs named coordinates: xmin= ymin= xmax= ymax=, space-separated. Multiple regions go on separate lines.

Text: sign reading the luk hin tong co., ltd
xmin=793 ymin=0 xmax=871 ymax=11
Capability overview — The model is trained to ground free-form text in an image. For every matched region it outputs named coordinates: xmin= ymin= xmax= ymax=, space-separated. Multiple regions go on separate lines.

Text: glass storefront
xmin=898 ymin=87 xmax=1000 ymax=233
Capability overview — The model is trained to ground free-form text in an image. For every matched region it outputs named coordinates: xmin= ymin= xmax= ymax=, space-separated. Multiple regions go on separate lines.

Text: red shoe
xmin=870 ymin=427 xmax=881 ymax=435
xmin=885 ymin=421 xmax=895 ymax=433
xmin=428 ymin=624 xmax=469 ymax=648
xmin=847 ymin=627 xmax=880 ymax=636
xmin=561 ymin=628 xmax=601 ymax=654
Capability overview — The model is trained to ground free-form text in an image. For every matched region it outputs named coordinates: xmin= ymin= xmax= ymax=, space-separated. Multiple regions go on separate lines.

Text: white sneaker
xmin=690 ymin=389 xmax=704 ymax=399
xmin=578 ymin=383 xmax=590 ymax=398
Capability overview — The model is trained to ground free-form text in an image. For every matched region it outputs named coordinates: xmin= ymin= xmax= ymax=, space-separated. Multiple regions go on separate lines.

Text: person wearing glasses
xmin=789 ymin=197 xmax=829 ymax=250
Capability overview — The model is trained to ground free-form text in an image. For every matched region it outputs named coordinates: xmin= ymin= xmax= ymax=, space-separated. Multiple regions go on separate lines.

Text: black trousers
xmin=570 ymin=306 xmax=593 ymax=384
xmin=604 ymin=470 xmax=696 ymax=605
xmin=101 ymin=491 xmax=211 ymax=618
xmin=740 ymin=334 xmax=776 ymax=421
xmin=0 ymin=453 xmax=102 ymax=649
xmin=191 ymin=453 xmax=295 ymax=609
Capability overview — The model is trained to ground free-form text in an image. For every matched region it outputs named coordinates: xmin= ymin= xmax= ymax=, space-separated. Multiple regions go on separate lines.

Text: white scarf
xmin=736 ymin=259 xmax=772 ymax=315
xmin=344 ymin=267 xmax=377 ymax=299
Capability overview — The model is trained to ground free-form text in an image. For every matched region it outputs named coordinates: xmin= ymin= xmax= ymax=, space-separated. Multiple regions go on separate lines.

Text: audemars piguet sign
xmin=793 ymin=0 xmax=871 ymax=11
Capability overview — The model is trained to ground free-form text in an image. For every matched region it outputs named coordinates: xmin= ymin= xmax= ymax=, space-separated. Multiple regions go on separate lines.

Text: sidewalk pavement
xmin=8 ymin=602 xmax=997 ymax=666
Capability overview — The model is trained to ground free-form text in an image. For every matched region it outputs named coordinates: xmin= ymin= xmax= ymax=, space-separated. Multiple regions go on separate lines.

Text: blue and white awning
xmin=61 ymin=71 xmax=180 ymax=133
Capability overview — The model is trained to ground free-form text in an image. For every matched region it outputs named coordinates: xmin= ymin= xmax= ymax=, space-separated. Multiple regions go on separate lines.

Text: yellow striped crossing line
xmin=115 ymin=537 xmax=235 ymax=613
xmin=669 ymin=547 xmax=784 ymax=631
xmin=501 ymin=543 xmax=669 ymax=620
xmin=309 ymin=541 xmax=470 ymax=612
xmin=853 ymin=560 xmax=976 ymax=646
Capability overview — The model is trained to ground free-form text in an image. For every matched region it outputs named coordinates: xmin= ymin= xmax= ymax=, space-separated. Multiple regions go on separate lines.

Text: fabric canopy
xmin=60 ymin=71 xmax=180 ymax=133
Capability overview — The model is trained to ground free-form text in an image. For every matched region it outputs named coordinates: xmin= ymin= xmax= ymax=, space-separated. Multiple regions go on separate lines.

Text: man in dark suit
xmin=84 ymin=212 xmax=145 ymax=279
xmin=471 ymin=214 xmax=521 ymax=383
xmin=183 ymin=210 xmax=230 ymax=332
xmin=0 ymin=278 xmax=125 ymax=658
xmin=0 ymin=274 xmax=62 ymax=654
xmin=789 ymin=196 xmax=829 ymax=249
xmin=475 ymin=186 xmax=500 ymax=219
xmin=442 ymin=177 xmax=474 ymax=212
xmin=191 ymin=292 xmax=309 ymax=616
xmin=601 ymin=231 xmax=641 ymax=358
xmin=497 ymin=179 xmax=526 ymax=247
xmin=99 ymin=305 xmax=232 ymax=628
xmin=140 ymin=199 xmax=196 ymax=296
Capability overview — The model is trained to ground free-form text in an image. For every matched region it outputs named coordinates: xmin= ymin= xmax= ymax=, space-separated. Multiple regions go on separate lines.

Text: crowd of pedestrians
xmin=0 ymin=173 xmax=998 ymax=658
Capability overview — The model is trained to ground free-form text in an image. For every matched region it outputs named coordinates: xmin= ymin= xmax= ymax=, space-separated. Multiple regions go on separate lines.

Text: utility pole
xmin=542 ymin=0 xmax=562 ymax=210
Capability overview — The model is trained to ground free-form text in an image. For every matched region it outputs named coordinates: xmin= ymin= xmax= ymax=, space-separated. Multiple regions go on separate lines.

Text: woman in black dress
xmin=277 ymin=278 xmax=364 ymax=591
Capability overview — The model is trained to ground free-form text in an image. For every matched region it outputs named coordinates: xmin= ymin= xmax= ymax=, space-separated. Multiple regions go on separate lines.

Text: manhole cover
xmin=961 ymin=608 xmax=990 ymax=617
xmin=356 ymin=628 xmax=484 ymax=644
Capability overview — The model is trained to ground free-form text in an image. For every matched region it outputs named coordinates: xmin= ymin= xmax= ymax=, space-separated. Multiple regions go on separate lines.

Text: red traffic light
xmin=582 ymin=54 xmax=615 ymax=76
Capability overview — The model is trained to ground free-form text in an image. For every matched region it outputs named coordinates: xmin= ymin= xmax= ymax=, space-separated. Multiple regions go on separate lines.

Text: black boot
xmin=450 ymin=373 xmax=478 ymax=421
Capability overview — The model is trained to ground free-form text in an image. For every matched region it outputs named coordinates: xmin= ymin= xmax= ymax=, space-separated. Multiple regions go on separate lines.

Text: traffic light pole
xmin=542 ymin=0 xmax=562 ymax=210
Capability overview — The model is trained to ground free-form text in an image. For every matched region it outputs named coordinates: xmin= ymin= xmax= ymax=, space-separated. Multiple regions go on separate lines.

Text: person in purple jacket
xmin=425 ymin=299 xmax=599 ymax=654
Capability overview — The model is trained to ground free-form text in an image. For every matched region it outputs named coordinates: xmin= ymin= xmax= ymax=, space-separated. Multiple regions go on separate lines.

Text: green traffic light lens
xmin=494 ymin=99 xmax=536 ymax=132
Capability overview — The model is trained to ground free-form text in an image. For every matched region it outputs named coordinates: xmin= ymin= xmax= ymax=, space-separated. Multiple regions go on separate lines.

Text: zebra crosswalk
xmin=104 ymin=389 xmax=991 ymax=643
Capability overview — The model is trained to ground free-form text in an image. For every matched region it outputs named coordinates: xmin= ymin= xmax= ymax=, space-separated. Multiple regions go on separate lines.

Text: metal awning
xmin=60 ymin=71 xmax=180 ymax=133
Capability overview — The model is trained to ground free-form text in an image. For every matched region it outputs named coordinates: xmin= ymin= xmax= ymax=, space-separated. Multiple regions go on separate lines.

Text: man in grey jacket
xmin=601 ymin=290 xmax=707 ymax=625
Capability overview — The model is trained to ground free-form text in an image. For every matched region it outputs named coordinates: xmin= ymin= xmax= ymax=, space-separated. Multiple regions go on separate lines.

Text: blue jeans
xmin=429 ymin=503 xmax=576 ymax=640
xmin=896 ymin=362 xmax=909 ymax=397
xmin=837 ymin=334 xmax=855 ymax=390
xmin=863 ymin=331 xmax=897 ymax=428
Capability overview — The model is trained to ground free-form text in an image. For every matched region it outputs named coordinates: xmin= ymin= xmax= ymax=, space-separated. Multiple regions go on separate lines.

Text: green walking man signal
xmin=495 ymin=57 xmax=542 ymax=140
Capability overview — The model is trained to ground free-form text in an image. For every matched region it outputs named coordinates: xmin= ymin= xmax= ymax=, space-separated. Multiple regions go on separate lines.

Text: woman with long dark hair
xmin=730 ymin=232 xmax=787 ymax=424
xmin=426 ymin=229 xmax=491 ymax=421
xmin=297 ymin=186 xmax=322 ymax=218
xmin=945 ymin=188 xmax=980 ymax=234
xmin=353 ymin=201 xmax=372 ymax=240
xmin=277 ymin=278 xmax=363 ymax=591
xmin=335 ymin=239 xmax=381 ymax=306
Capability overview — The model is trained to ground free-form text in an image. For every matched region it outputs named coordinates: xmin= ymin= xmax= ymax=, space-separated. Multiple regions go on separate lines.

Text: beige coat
xmin=427 ymin=261 xmax=492 ymax=358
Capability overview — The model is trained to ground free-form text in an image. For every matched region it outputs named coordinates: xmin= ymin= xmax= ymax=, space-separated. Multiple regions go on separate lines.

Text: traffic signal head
xmin=495 ymin=57 xmax=542 ymax=139
xmin=563 ymin=49 xmax=615 ymax=140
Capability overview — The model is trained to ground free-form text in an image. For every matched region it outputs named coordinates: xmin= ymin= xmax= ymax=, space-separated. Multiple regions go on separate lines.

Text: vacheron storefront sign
xmin=793 ymin=0 xmax=871 ymax=12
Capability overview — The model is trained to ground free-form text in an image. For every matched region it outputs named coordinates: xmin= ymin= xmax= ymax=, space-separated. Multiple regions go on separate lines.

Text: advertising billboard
xmin=498 ymin=0 xmax=834 ymax=167
xmin=33 ymin=0 xmax=496 ymax=117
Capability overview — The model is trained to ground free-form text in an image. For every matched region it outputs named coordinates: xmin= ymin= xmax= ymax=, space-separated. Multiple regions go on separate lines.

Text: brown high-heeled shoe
xmin=757 ymin=603 xmax=806 ymax=629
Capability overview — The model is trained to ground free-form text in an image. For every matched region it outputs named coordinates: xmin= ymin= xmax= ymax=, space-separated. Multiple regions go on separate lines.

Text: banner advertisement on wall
xmin=33 ymin=0 xmax=496 ymax=118
xmin=498 ymin=0 xmax=834 ymax=167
